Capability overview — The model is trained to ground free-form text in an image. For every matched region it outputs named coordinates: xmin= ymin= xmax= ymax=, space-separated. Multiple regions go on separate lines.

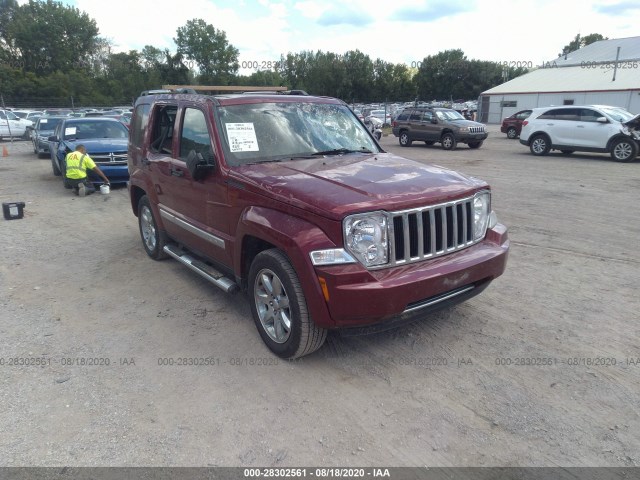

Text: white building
xmin=478 ymin=36 xmax=640 ymax=124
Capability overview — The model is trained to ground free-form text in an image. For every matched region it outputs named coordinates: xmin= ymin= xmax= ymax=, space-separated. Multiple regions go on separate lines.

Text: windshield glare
xmin=601 ymin=107 xmax=635 ymax=122
xmin=63 ymin=121 xmax=128 ymax=140
xmin=436 ymin=110 xmax=465 ymax=121
xmin=218 ymin=102 xmax=380 ymax=165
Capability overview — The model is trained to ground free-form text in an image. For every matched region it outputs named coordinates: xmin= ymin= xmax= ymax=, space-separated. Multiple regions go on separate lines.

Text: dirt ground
xmin=0 ymin=127 xmax=638 ymax=468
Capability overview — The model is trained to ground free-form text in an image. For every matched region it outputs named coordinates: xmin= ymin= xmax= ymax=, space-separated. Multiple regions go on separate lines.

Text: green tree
xmin=3 ymin=0 xmax=99 ymax=75
xmin=174 ymin=19 xmax=239 ymax=84
xmin=559 ymin=33 xmax=607 ymax=57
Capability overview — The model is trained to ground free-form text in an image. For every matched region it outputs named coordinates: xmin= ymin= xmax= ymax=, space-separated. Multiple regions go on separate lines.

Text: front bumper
xmin=87 ymin=164 xmax=129 ymax=184
xmin=313 ymin=224 xmax=509 ymax=328
xmin=459 ymin=132 xmax=489 ymax=142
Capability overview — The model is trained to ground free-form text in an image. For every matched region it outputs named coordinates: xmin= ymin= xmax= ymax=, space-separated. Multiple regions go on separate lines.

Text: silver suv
xmin=520 ymin=105 xmax=640 ymax=162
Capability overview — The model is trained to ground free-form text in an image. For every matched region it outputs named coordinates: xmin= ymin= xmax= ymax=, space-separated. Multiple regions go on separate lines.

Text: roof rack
xmin=161 ymin=85 xmax=288 ymax=94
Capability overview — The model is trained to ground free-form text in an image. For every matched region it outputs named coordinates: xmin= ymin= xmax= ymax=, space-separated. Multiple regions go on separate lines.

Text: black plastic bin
xmin=3 ymin=202 xmax=25 ymax=220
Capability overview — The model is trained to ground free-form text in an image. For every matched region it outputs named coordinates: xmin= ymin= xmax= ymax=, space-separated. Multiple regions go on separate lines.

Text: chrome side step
xmin=163 ymin=244 xmax=239 ymax=294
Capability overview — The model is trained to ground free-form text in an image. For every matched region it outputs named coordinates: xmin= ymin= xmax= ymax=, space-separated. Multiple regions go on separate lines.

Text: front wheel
xmin=249 ymin=249 xmax=327 ymax=359
xmin=529 ymin=134 xmax=550 ymax=156
xmin=610 ymin=138 xmax=638 ymax=162
xmin=398 ymin=131 xmax=412 ymax=147
xmin=468 ymin=141 xmax=483 ymax=149
xmin=441 ymin=132 xmax=457 ymax=150
xmin=138 ymin=195 xmax=168 ymax=260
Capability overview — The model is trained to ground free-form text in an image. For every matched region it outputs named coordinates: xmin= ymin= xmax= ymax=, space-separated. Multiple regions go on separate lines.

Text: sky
xmin=53 ymin=0 xmax=640 ymax=75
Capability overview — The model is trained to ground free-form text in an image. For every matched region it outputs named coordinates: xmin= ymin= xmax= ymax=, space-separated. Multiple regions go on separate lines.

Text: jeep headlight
xmin=344 ymin=212 xmax=388 ymax=267
xmin=473 ymin=191 xmax=491 ymax=240
xmin=458 ymin=127 xmax=469 ymax=133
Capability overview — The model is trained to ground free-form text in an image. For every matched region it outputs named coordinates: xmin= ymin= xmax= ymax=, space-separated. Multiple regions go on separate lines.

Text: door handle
xmin=141 ymin=157 xmax=151 ymax=166
xmin=171 ymin=168 xmax=184 ymax=177
xmin=576 ymin=125 xmax=585 ymax=128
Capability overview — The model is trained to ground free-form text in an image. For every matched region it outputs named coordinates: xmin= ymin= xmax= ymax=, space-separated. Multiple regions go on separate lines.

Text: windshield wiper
xmin=311 ymin=148 xmax=373 ymax=156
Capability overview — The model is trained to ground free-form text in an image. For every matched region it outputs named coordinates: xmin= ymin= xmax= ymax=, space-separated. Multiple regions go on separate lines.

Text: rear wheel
xmin=506 ymin=127 xmax=518 ymax=139
xmin=610 ymin=138 xmax=638 ymax=162
xmin=441 ymin=132 xmax=457 ymax=150
xmin=249 ymin=249 xmax=327 ymax=359
xmin=138 ymin=195 xmax=168 ymax=260
xmin=530 ymin=134 xmax=550 ymax=156
xmin=399 ymin=131 xmax=412 ymax=147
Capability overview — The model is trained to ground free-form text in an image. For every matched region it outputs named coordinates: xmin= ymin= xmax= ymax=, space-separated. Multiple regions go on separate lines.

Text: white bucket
xmin=100 ymin=184 xmax=110 ymax=195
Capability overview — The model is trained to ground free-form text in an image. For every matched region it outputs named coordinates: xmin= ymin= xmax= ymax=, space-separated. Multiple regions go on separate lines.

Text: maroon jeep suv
xmin=128 ymin=91 xmax=509 ymax=358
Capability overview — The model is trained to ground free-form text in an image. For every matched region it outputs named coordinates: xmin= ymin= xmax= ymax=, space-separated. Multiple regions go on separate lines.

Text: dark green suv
xmin=392 ymin=107 xmax=488 ymax=150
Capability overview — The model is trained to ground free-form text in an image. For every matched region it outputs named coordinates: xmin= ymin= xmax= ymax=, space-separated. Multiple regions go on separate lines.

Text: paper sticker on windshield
xmin=40 ymin=119 xmax=48 ymax=124
xmin=65 ymin=127 xmax=77 ymax=136
xmin=225 ymin=123 xmax=259 ymax=152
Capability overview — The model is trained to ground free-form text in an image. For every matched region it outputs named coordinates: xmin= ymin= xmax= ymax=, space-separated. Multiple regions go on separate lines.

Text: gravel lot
xmin=0 ymin=127 xmax=638 ymax=468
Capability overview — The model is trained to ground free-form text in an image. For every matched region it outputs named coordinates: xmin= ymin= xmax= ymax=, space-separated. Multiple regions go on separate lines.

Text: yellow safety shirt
xmin=65 ymin=151 xmax=96 ymax=179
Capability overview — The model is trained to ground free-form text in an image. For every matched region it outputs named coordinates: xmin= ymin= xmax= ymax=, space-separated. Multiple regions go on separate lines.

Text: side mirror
xmin=48 ymin=135 xmax=57 ymax=142
xmin=186 ymin=149 xmax=215 ymax=180
xmin=596 ymin=117 xmax=608 ymax=123
xmin=431 ymin=117 xmax=438 ymax=124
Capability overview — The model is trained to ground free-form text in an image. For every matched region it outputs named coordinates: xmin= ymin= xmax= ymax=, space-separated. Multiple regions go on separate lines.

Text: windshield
xmin=62 ymin=121 xmax=129 ymax=140
xmin=435 ymin=110 xmax=466 ymax=121
xmin=37 ymin=117 xmax=63 ymax=130
xmin=217 ymin=102 xmax=380 ymax=166
xmin=0 ymin=111 xmax=19 ymax=120
xmin=600 ymin=107 xmax=635 ymax=123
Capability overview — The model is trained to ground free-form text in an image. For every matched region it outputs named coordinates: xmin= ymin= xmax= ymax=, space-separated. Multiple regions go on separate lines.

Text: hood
xmin=624 ymin=114 xmax=640 ymax=129
xmin=233 ymin=153 xmax=487 ymax=220
xmin=449 ymin=119 xmax=485 ymax=128
xmin=62 ymin=138 xmax=128 ymax=153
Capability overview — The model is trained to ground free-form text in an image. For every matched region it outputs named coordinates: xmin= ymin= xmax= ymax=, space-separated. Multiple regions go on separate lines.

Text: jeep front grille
xmin=469 ymin=126 xmax=485 ymax=134
xmin=93 ymin=152 xmax=127 ymax=165
xmin=389 ymin=197 xmax=477 ymax=266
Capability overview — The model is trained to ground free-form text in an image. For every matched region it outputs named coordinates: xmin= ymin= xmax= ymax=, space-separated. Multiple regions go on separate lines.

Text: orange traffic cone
xmin=2 ymin=146 xmax=8 ymax=157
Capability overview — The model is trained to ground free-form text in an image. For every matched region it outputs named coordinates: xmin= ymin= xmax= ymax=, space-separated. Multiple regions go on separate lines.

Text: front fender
xmin=235 ymin=206 xmax=339 ymax=328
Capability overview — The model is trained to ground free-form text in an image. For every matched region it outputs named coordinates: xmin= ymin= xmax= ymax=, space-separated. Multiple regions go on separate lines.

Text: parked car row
xmin=27 ymin=115 xmax=131 ymax=186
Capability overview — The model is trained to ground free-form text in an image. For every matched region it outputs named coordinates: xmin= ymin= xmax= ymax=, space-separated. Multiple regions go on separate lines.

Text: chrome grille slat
xmin=388 ymin=195 xmax=479 ymax=267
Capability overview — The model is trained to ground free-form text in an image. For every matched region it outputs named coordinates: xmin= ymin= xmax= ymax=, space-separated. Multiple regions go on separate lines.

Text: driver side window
xmin=179 ymin=108 xmax=213 ymax=160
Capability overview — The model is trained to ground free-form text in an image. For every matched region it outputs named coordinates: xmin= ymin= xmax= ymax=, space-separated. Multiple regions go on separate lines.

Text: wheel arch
xmin=606 ymin=134 xmax=637 ymax=152
xmin=235 ymin=206 xmax=337 ymax=328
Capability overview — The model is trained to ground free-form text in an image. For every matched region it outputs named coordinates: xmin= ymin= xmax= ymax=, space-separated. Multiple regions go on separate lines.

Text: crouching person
xmin=65 ymin=144 xmax=110 ymax=196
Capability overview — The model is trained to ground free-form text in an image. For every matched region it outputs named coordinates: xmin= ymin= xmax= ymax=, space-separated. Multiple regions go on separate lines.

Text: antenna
xmin=612 ymin=46 xmax=621 ymax=82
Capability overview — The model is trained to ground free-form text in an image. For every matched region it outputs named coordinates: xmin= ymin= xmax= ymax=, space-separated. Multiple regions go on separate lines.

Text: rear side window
xmin=538 ymin=108 xmax=579 ymax=121
xmin=131 ymin=104 xmax=150 ymax=148
xmin=396 ymin=112 xmax=410 ymax=121
xmin=409 ymin=110 xmax=422 ymax=121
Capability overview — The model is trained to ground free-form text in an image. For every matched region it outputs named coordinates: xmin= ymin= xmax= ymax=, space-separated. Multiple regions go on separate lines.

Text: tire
xmin=529 ymin=134 xmax=550 ymax=156
xmin=610 ymin=138 xmax=638 ymax=163
xmin=398 ymin=131 xmax=412 ymax=147
xmin=249 ymin=249 xmax=327 ymax=359
xmin=51 ymin=157 xmax=61 ymax=176
xmin=424 ymin=141 xmax=435 ymax=146
xmin=506 ymin=127 xmax=518 ymax=139
xmin=60 ymin=159 xmax=72 ymax=188
xmin=560 ymin=150 xmax=574 ymax=155
xmin=441 ymin=132 xmax=457 ymax=150
xmin=468 ymin=141 xmax=483 ymax=149
xmin=138 ymin=195 xmax=169 ymax=260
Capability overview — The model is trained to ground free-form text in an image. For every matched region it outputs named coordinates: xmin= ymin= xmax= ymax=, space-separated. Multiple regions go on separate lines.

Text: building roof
xmin=483 ymin=36 xmax=640 ymax=95
xmin=551 ymin=36 xmax=640 ymax=67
